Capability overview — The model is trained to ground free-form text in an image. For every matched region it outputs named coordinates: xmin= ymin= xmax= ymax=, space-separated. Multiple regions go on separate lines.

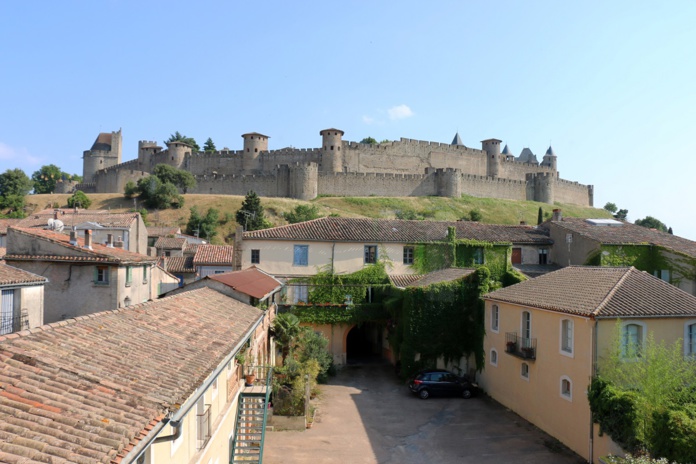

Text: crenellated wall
xmin=93 ymin=159 xmax=149 ymax=194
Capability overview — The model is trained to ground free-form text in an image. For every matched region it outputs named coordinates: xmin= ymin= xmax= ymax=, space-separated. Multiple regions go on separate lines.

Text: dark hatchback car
xmin=408 ymin=369 xmax=477 ymax=399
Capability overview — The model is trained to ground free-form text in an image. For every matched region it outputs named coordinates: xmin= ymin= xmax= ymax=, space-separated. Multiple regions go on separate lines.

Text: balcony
xmin=505 ymin=332 xmax=537 ymax=361
xmin=0 ymin=314 xmax=29 ymax=335
xmin=196 ymin=404 xmax=211 ymax=450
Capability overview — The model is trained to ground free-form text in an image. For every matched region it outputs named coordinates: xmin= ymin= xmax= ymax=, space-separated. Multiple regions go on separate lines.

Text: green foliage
xmin=360 ymin=137 xmax=377 ymax=145
xmin=501 ymin=269 xmax=527 ymax=287
xmin=305 ymin=263 xmax=389 ymax=306
xmin=186 ymin=206 xmax=219 ymax=240
xmin=164 ymin=131 xmax=200 ymax=152
xmin=152 ymin=164 xmax=196 ymax=193
xmin=537 ymin=207 xmax=543 ymax=225
xmin=135 ymin=176 xmax=184 ymax=209
xmin=203 ymin=137 xmax=216 ymax=153
xmin=635 ymin=216 xmax=668 ymax=233
xmin=292 ymin=303 xmax=388 ymax=325
xmin=133 ymin=208 xmax=149 ymax=226
xmin=604 ymin=202 xmax=618 ymax=214
xmin=395 ymin=209 xmax=423 ymax=220
xmin=283 ymin=204 xmax=321 ymax=224
xmin=0 ymin=168 xmax=32 ymax=198
xmin=588 ymin=377 xmax=642 ymax=452
xmin=605 ymin=454 xmax=677 ymax=464
xmin=295 ymin=327 xmax=334 ymax=383
xmin=123 ymin=180 xmax=138 ymax=199
xmin=236 ymin=190 xmax=270 ymax=231
xmin=0 ymin=195 xmax=28 ymax=218
xmin=272 ymin=313 xmax=301 ymax=363
xmin=468 ymin=208 xmax=483 ymax=222
xmin=31 ymin=164 xmax=63 ymax=194
xmin=615 ymin=208 xmax=629 ymax=220
xmin=589 ymin=245 xmax=675 ymax=280
xmin=67 ymin=190 xmax=92 ymax=209
xmin=650 ymin=408 xmax=696 ymax=463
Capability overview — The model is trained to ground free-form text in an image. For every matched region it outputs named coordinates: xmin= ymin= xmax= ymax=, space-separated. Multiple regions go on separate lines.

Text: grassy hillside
xmin=26 ymin=193 xmax=612 ymax=244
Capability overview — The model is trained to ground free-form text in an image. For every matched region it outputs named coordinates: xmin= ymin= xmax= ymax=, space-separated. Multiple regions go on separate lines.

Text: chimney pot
xmin=84 ymin=230 xmax=93 ymax=250
xmin=552 ymin=209 xmax=562 ymax=221
xmin=69 ymin=231 xmax=78 ymax=246
xmin=106 ymin=234 xmax=114 ymax=247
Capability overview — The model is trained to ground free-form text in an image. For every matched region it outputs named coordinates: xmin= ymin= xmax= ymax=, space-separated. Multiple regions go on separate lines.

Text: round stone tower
xmin=542 ymin=146 xmax=557 ymax=171
xmin=320 ymin=128 xmax=344 ymax=173
xmin=242 ymin=132 xmax=269 ymax=172
xmin=82 ymin=130 xmax=122 ymax=183
xmin=482 ymin=138 xmax=502 ymax=178
xmin=138 ymin=140 xmax=162 ymax=169
xmin=165 ymin=141 xmax=191 ymax=169
xmin=290 ymin=162 xmax=319 ymax=200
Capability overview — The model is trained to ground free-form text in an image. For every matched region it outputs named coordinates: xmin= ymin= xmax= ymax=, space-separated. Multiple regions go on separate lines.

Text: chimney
xmin=552 ymin=209 xmax=562 ymax=221
xmin=106 ymin=233 xmax=114 ymax=247
xmin=53 ymin=211 xmax=59 ymax=220
xmin=161 ymin=256 xmax=167 ymax=271
xmin=69 ymin=230 xmax=78 ymax=246
xmin=115 ymin=236 xmax=124 ymax=248
xmin=84 ymin=230 xmax=93 ymax=250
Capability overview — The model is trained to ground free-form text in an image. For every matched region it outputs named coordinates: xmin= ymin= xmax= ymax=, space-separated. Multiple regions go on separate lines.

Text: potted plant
xmin=506 ymin=341 xmax=516 ymax=353
xmin=244 ymin=357 xmax=256 ymax=386
xmin=521 ymin=347 xmax=535 ymax=358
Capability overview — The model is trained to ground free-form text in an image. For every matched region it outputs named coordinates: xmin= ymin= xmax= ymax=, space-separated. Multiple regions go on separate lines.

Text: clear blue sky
xmin=1 ymin=1 xmax=695 ymax=238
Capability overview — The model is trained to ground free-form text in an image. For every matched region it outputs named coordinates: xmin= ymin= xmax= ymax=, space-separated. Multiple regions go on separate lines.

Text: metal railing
xmin=505 ymin=332 xmax=537 ymax=360
xmin=196 ymin=404 xmax=211 ymax=450
xmin=0 ymin=314 xmax=29 ymax=335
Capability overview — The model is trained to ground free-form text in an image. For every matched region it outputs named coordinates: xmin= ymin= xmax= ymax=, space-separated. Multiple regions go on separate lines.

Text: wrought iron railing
xmin=196 ymin=404 xmax=211 ymax=450
xmin=505 ymin=332 xmax=537 ymax=360
xmin=0 ymin=314 xmax=29 ymax=335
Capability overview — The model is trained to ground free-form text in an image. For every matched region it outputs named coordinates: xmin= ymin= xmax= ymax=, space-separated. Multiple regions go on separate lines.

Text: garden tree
xmin=236 ymin=190 xmax=270 ymax=231
xmin=136 ymin=175 xmax=184 ymax=209
xmin=468 ymin=208 xmax=482 ymax=222
xmin=283 ymin=204 xmax=321 ymax=224
xmin=123 ymin=180 xmax=138 ymax=199
xmin=0 ymin=169 xmax=32 ymax=216
xmin=271 ymin=313 xmax=301 ymax=363
xmin=0 ymin=194 xmax=28 ymax=218
xmin=203 ymin=137 xmax=216 ymax=153
xmin=186 ymin=206 xmax=219 ymax=240
xmin=31 ymin=164 xmax=62 ymax=194
xmin=537 ymin=207 xmax=543 ymax=225
xmin=295 ymin=327 xmax=333 ymax=383
xmin=67 ymin=190 xmax=92 ymax=209
xmin=635 ymin=216 xmax=668 ymax=232
xmin=614 ymin=208 xmax=629 ymax=220
xmin=603 ymin=202 xmax=618 ymax=214
xmin=164 ymin=131 xmax=200 ymax=152
xmin=360 ymin=137 xmax=377 ymax=145
xmin=152 ymin=164 xmax=196 ymax=193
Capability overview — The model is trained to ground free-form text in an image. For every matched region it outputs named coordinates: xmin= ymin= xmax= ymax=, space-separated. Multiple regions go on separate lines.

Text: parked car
xmin=408 ymin=369 xmax=477 ymax=400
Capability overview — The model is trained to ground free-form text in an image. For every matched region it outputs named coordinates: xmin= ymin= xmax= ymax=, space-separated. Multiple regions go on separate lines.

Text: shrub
xmin=650 ymin=408 xmax=696 ymax=463
xmin=67 ymin=190 xmax=92 ymax=209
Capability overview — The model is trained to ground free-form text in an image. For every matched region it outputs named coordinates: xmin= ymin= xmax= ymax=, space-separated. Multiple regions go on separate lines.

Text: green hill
xmin=25 ymin=193 xmax=612 ymax=244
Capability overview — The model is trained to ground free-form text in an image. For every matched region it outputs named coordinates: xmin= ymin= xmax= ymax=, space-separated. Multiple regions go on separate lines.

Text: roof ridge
xmin=592 ymin=267 xmax=634 ymax=316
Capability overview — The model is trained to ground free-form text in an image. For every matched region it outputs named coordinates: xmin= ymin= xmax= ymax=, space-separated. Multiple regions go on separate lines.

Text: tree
xmin=360 ymin=137 xmax=377 ymax=145
xmin=615 ymin=209 xmax=629 ymax=221
xmin=236 ymin=190 xmax=269 ymax=231
xmin=203 ymin=137 xmax=217 ymax=153
xmin=67 ymin=190 xmax=92 ymax=209
xmin=380 ymin=139 xmax=391 ymax=144
xmin=668 ymin=227 xmax=673 ymax=235
xmin=164 ymin=131 xmax=200 ymax=152
xmin=123 ymin=181 xmax=138 ymax=199
xmin=186 ymin=206 xmax=219 ymax=240
xmin=31 ymin=164 xmax=63 ymax=194
xmin=152 ymin=164 xmax=196 ymax=193
xmin=468 ymin=209 xmax=482 ymax=222
xmin=271 ymin=313 xmax=301 ymax=363
xmin=537 ymin=207 xmax=544 ymax=225
xmin=635 ymin=216 xmax=668 ymax=232
xmin=136 ymin=175 xmax=183 ymax=209
xmin=0 ymin=168 xmax=33 ymax=198
xmin=604 ymin=202 xmax=618 ymax=214
xmin=283 ymin=204 xmax=321 ymax=224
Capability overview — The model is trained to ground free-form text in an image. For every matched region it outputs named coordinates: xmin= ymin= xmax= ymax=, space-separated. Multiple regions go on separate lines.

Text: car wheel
xmin=418 ymin=389 xmax=430 ymax=400
xmin=462 ymin=389 xmax=472 ymax=399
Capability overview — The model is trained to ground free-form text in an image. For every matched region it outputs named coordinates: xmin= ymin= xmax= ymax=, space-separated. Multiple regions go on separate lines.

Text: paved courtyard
xmin=263 ymin=363 xmax=585 ymax=464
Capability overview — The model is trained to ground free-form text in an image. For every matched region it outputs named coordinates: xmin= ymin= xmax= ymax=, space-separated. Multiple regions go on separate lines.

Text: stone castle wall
xmin=553 ymin=177 xmax=594 ymax=206
xmin=93 ymin=159 xmax=149 ymax=194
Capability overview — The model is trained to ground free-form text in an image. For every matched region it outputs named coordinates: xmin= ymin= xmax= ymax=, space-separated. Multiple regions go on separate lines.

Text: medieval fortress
xmin=61 ymin=128 xmax=593 ymax=206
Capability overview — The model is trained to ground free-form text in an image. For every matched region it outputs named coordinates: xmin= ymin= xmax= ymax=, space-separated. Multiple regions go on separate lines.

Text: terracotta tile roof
xmin=243 ymin=217 xmax=552 ymax=245
xmin=407 ymin=268 xmax=476 ymax=288
xmin=0 ymin=218 xmax=22 ymax=234
xmin=17 ymin=211 xmax=139 ymax=229
xmin=485 ymin=266 xmax=696 ymax=318
xmin=0 ymin=263 xmax=47 ymax=286
xmin=153 ymin=237 xmax=187 ymax=250
xmin=389 ymin=274 xmax=423 ymax=288
xmin=193 ymin=245 xmax=235 ymax=266
xmin=91 ymin=132 xmax=113 ymax=151
xmin=0 ymin=287 xmax=264 ymax=463
xmin=208 ymin=267 xmax=283 ymax=299
xmin=165 ymin=256 xmax=195 ymax=273
xmin=546 ymin=217 xmax=696 ymax=259
xmin=147 ymin=226 xmax=181 ymax=237
xmin=5 ymin=227 xmax=157 ymax=264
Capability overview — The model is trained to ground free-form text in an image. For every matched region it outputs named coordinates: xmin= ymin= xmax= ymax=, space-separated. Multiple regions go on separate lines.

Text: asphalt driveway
xmin=263 ymin=362 xmax=584 ymax=464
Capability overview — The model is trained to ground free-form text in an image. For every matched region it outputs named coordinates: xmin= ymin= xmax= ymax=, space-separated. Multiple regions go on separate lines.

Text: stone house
xmin=162 ymin=255 xmax=196 ymax=287
xmin=147 ymin=225 xmax=181 ymax=247
xmin=194 ymin=244 xmax=235 ymax=279
xmin=541 ymin=211 xmax=696 ymax=295
xmin=0 ymin=263 xmax=47 ymax=334
xmin=4 ymin=227 xmax=177 ymax=323
xmin=17 ymin=209 xmax=148 ymax=254
xmin=0 ymin=218 xmax=21 ymax=247
xmin=0 ymin=286 xmax=276 ymax=464
xmin=153 ymin=236 xmax=188 ymax=257
xmin=478 ymin=266 xmax=696 ymax=463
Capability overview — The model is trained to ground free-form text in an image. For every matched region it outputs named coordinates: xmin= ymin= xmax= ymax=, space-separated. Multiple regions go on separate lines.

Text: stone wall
xmin=554 ymin=178 xmax=594 ymax=206
xmin=93 ymin=159 xmax=149 ymax=194
xmin=460 ymin=174 xmax=528 ymax=200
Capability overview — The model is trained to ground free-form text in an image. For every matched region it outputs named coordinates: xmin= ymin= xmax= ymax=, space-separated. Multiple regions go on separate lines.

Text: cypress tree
xmin=537 ymin=207 xmax=543 ymax=225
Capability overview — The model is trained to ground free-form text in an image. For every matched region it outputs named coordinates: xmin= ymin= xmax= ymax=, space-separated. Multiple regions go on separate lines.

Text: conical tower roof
xmin=451 ymin=132 xmax=464 ymax=146
xmin=502 ymin=144 xmax=511 ymax=155
xmin=545 ymin=146 xmax=555 ymax=156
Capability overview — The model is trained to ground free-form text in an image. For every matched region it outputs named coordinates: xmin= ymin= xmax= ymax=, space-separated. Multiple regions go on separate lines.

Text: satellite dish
xmin=54 ymin=220 xmax=64 ymax=232
xmin=47 ymin=218 xmax=54 ymax=229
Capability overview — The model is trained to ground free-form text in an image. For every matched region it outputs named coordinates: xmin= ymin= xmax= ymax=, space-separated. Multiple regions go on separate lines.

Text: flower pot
xmin=245 ymin=374 xmax=256 ymax=386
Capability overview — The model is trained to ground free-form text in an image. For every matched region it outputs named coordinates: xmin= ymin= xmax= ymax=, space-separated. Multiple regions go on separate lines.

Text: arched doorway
xmin=345 ymin=323 xmax=382 ymax=364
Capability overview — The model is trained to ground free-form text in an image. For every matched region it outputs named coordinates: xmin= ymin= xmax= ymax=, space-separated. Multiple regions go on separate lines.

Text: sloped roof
xmin=389 ymin=274 xmax=423 ymax=288
xmin=0 ymin=247 xmax=5 ymax=260
xmin=0 ymin=263 xmax=47 ymax=286
xmin=545 ymin=146 xmax=555 ymax=156
xmin=17 ymin=211 xmax=139 ymax=229
xmin=518 ymin=148 xmax=538 ymax=164
xmin=153 ymin=237 xmax=187 ymax=250
xmin=243 ymin=217 xmax=552 ymax=245
xmin=5 ymin=227 xmax=156 ymax=264
xmin=91 ymin=132 xmax=113 ymax=151
xmin=0 ymin=287 xmax=263 ymax=463
xmin=0 ymin=218 xmax=22 ymax=234
xmin=407 ymin=268 xmax=476 ymax=288
xmin=485 ymin=266 xmax=696 ymax=318
xmin=165 ymin=256 xmax=195 ymax=273
xmin=147 ymin=226 xmax=181 ymax=237
xmin=193 ymin=244 xmax=235 ymax=266
xmin=546 ymin=217 xmax=696 ymax=259
xmin=451 ymin=132 xmax=465 ymax=146
xmin=501 ymin=144 xmax=511 ymax=155
xmin=207 ymin=267 xmax=283 ymax=299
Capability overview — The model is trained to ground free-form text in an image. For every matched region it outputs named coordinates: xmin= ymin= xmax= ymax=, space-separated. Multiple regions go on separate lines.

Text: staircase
xmin=230 ymin=366 xmax=272 ymax=464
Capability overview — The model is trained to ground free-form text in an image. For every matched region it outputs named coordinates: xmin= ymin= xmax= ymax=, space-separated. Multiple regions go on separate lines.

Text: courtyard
xmin=263 ymin=363 xmax=585 ymax=464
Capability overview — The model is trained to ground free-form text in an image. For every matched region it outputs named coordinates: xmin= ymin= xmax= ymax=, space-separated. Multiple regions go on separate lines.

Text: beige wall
xmin=545 ymin=224 xmax=599 ymax=267
xmin=20 ymin=285 xmax=45 ymax=329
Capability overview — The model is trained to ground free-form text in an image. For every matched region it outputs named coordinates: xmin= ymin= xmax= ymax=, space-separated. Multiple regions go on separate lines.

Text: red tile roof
xmin=0 ymin=287 xmax=264 ymax=463
xmin=193 ymin=245 xmax=235 ymax=266
xmin=147 ymin=226 xmax=181 ymax=237
xmin=208 ymin=267 xmax=283 ymax=299
xmin=165 ymin=256 xmax=195 ymax=273
xmin=485 ymin=266 xmax=696 ymax=318
xmin=243 ymin=217 xmax=552 ymax=245
xmin=17 ymin=211 xmax=140 ymax=229
xmin=0 ymin=263 xmax=47 ymax=285
xmin=5 ymin=227 xmax=157 ymax=264
xmin=153 ymin=236 xmax=187 ymax=250
xmin=0 ymin=218 xmax=22 ymax=234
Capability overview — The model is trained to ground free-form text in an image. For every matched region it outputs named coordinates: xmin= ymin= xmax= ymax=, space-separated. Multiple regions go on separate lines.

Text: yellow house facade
xmin=479 ymin=266 xmax=696 ymax=463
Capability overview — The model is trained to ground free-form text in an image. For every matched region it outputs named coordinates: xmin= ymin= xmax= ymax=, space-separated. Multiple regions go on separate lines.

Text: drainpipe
xmin=589 ymin=316 xmax=598 ymax=463
xmin=153 ymin=418 xmax=182 ymax=444
xmin=331 ymin=242 xmax=336 ymax=274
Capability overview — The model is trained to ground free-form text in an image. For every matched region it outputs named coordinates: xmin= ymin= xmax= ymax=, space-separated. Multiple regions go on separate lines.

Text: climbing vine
xmin=290 ymin=303 xmax=388 ymax=325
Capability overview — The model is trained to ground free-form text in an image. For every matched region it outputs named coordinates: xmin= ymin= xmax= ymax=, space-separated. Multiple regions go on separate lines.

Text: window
xmin=95 ymin=266 xmax=109 ymax=285
xmin=538 ymin=248 xmax=548 ymax=265
xmin=293 ymin=284 xmax=308 ymax=304
xmin=561 ymin=376 xmax=572 ymax=401
xmin=126 ymin=266 xmax=133 ymax=286
xmin=622 ymin=322 xmax=645 ymax=358
xmin=521 ymin=311 xmax=531 ymax=345
xmin=164 ymin=250 xmax=171 ymax=257
xmin=251 ymin=249 xmax=260 ymax=264
xmin=521 ymin=362 xmax=529 ymax=380
xmin=490 ymin=348 xmax=498 ymax=366
xmin=491 ymin=305 xmax=499 ymax=333
xmin=403 ymin=246 xmax=414 ymax=265
xmin=561 ymin=319 xmax=573 ymax=355
xmin=142 ymin=266 xmax=148 ymax=283
xmin=364 ymin=245 xmax=377 ymax=264
xmin=1 ymin=289 xmax=15 ymax=335
xmin=473 ymin=247 xmax=484 ymax=265
xmin=684 ymin=321 xmax=696 ymax=357
xmin=293 ymin=245 xmax=309 ymax=266
xmin=654 ymin=269 xmax=670 ymax=283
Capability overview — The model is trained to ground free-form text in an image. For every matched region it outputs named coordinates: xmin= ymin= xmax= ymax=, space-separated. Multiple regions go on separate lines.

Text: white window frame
xmin=520 ymin=362 xmax=529 ymax=381
xmin=560 ymin=376 xmax=572 ymax=401
xmin=621 ymin=321 xmax=647 ymax=359
xmin=521 ymin=311 xmax=532 ymax=346
xmin=403 ymin=246 xmax=414 ymax=265
xmin=560 ymin=318 xmax=574 ymax=357
xmin=491 ymin=304 xmax=499 ymax=333
xmin=490 ymin=348 xmax=498 ymax=367
xmin=684 ymin=320 xmax=696 ymax=358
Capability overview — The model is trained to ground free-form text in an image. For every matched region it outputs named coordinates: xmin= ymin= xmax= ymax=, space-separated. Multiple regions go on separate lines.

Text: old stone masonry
xmin=61 ymin=128 xmax=593 ymax=206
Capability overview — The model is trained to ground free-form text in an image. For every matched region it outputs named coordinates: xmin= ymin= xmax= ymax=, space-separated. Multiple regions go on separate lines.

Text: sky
xmin=1 ymin=1 xmax=695 ymax=239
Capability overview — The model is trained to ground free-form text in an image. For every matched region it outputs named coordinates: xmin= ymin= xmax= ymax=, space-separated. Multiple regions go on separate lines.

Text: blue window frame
xmin=293 ymin=245 xmax=309 ymax=266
